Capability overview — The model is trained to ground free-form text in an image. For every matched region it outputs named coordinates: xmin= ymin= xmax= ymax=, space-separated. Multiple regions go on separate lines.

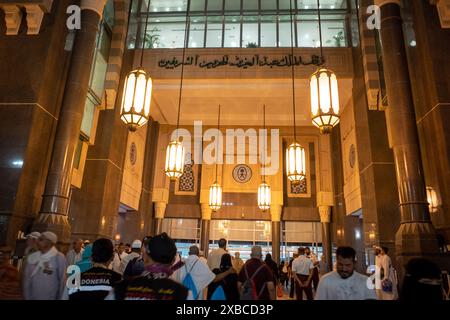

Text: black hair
xmin=220 ymin=253 xmax=233 ymax=271
xmin=298 ymin=247 xmax=306 ymax=255
xmin=381 ymin=246 xmax=389 ymax=254
xmin=218 ymin=238 xmax=227 ymax=248
xmin=336 ymin=246 xmax=356 ymax=261
xmin=146 ymin=233 xmax=177 ymax=264
xmin=265 ymin=253 xmax=272 ymax=262
xmin=91 ymin=238 xmax=114 ymax=263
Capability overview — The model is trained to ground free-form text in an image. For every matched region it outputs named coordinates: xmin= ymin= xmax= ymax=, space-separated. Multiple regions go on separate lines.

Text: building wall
xmin=407 ymin=0 xmax=450 ymax=248
xmin=0 ymin=0 xmax=72 ymax=246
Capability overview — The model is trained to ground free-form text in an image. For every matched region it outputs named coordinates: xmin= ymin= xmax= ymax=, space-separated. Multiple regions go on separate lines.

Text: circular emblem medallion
xmin=349 ymin=144 xmax=356 ymax=169
xmin=232 ymin=164 xmax=252 ymax=183
xmin=130 ymin=142 xmax=137 ymax=166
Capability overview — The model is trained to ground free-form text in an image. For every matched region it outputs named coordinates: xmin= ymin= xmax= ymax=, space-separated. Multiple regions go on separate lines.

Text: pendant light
xmin=286 ymin=0 xmax=306 ymax=185
xmin=209 ymin=105 xmax=223 ymax=212
xmin=120 ymin=0 xmax=153 ymax=131
xmin=258 ymin=105 xmax=271 ymax=212
xmin=310 ymin=0 xmax=340 ymax=134
xmin=165 ymin=0 xmax=191 ymax=180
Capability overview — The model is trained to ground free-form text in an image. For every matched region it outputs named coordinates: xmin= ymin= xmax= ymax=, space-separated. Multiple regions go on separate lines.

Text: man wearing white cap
xmin=119 ymin=239 xmax=142 ymax=275
xmin=20 ymin=232 xmax=41 ymax=274
xmin=23 ymin=231 xmax=67 ymax=300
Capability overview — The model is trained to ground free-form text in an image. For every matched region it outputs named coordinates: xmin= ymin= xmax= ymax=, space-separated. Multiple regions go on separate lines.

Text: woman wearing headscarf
xmin=76 ymin=244 xmax=93 ymax=273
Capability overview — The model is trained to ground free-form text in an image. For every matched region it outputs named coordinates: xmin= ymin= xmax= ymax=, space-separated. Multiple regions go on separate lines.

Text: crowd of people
xmin=0 ymin=231 xmax=447 ymax=301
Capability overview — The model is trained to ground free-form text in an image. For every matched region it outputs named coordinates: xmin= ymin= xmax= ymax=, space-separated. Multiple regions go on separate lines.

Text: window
xmin=189 ymin=16 xmax=205 ymax=47
xmin=278 ymin=15 xmax=294 ymax=47
xmin=260 ymin=15 xmax=277 ymax=47
xmin=128 ymin=0 xmax=349 ymax=49
xmin=225 ymin=0 xmax=241 ymax=12
xmin=261 ymin=0 xmax=277 ymax=11
xmin=191 ymin=0 xmax=206 ymax=11
xmin=224 ymin=16 xmax=240 ymax=47
xmin=242 ymin=15 xmax=258 ymax=47
xmin=206 ymin=16 xmax=223 ymax=47
xmin=148 ymin=16 xmax=187 ymax=48
xmin=243 ymin=0 xmax=258 ymax=12
xmin=208 ymin=0 xmax=223 ymax=11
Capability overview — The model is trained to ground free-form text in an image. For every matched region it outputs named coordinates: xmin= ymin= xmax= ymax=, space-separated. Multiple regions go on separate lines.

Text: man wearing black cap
xmin=111 ymin=233 xmax=188 ymax=300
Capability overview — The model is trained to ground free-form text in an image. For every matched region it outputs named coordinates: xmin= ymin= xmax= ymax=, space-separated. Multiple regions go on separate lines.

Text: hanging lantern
xmin=258 ymin=182 xmax=271 ymax=211
xmin=209 ymin=182 xmax=222 ymax=212
xmin=426 ymin=186 xmax=439 ymax=213
xmin=286 ymin=142 xmax=306 ymax=184
xmin=120 ymin=68 xmax=153 ymax=131
xmin=165 ymin=140 xmax=185 ymax=180
xmin=310 ymin=68 xmax=340 ymax=134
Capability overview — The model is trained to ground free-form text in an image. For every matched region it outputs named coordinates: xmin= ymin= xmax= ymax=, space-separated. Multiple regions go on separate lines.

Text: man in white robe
xmin=375 ymin=246 xmax=398 ymax=300
xmin=315 ymin=246 xmax=377 ymax=300
xmin=172 ymin=246 xmax=215 ymax=300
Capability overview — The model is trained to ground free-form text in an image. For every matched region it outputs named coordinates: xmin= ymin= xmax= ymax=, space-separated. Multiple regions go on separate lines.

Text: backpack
xmin=182 ymin=260 xmax=200 ymax=300
xmin=123 ymin=256 xmax=144 ymax=279
xmin=240 ymin=264 xmax=266 ymax=300
xmin=210 ymin=284 xmax=226 ymax=300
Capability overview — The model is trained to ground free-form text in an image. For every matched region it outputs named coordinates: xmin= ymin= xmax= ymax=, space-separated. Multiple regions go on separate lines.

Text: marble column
xmin=319 ymin=205 xmax=332 ymax=273
xmin=200 ymin=204 xmax=212 ymax=257
xmin=153 ymin=202 xmax=166 ymax=235
xmin=270 ymin=205 xmax=282 ymax=264
xmin=33 ymin=0 xmax=106 ymax=244
xmin=375 ymin=0 xmax=439 ymax=264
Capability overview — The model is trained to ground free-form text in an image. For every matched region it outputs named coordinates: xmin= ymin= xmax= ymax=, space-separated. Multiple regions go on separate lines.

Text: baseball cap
xmin=40 ymin=231 xmax=57 ymax=244
xmin=131 ymin=239 xmax=142 ymax=249
xmin=26 ymin=231 xmax=41 ymax=239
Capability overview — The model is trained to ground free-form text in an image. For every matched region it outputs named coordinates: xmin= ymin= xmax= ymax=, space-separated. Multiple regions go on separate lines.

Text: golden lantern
xmin=310 ymin=67 xmax=340 ymax=134
xmin=426 ymin=186 xmax=439 ymax=213
xmin=285 ymin=3 xmax=307 ymax=186
xmin=209 ymin=105 xmax=222 ymax=212
xmin=286 ymin=142 xmax=306 ymax=184
xmin=258 ymin=182 xmax=271 ymax=211
xmin=165 ymin=140 xmax=185 ymax=180
xmin=309 ymin=1 xmax=340 ymax=134
xmin=258 ymin=105 xmax=271 ymax=211
xmin=209 ymin=182 xmax=222 ymax=212
xmin=120 ymin=3 xmax=153 ymax=132
xmin=164 ymin=2 xmax=191 ymax=180
xmin=120 ymin=68 xmax=152 ymax=131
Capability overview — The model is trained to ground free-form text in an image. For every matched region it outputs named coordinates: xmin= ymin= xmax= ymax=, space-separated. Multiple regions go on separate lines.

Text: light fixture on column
xmin=209 ymin=105 xmax=223 ymax=212
xmin=286 ymin=0 xmax=306 ymax=185
xmin=426 ymin=186 xmax=439 ymax=213
xmin=310 ymin=0 xmax=340 ymax=134
xmin=165 ymin=0 xmax=191 ymax=180
xmin=258 ymin=105 xmax=271 ymax=211
xmin=120 ymin=1 xmax=153 ymax=131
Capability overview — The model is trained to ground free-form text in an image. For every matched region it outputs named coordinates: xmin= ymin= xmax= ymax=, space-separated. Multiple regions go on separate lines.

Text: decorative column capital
xmin=0 ymin=1 xmax=54 ymax=35
xmin=154 ymin=202 xmax=167 ymax=219
xmin=1 ymin=5 xmax=22 ymax=35
xmin=318 ymin=206 xmax=331 ymax=223
xmin=431 ymin=0 xmax=450 ymax=28
xmin=270 ymin=205 xmax=283 ymax=222
xmin=81 ymin=0 xmax=106 ymax=17
xmin=201 ymin=203 xmax=212 ymax=220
